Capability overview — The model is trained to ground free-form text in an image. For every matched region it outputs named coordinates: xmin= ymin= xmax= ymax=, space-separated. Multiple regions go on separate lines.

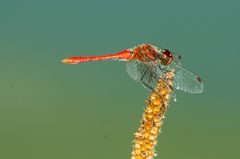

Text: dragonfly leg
xmin=140 ymin=65 xmax=167 ymax=98
xmin=140 ymin=64 xmax=174 ymax=99
xmin=140 ymin=65 xmax=156 ymax=93
xmin=158 ymin=65 xmax=169 ymax=73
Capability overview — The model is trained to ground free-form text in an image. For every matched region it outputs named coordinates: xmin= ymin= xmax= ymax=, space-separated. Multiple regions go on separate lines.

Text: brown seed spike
xmin=131 ymin=72 xmax=175 ymax=159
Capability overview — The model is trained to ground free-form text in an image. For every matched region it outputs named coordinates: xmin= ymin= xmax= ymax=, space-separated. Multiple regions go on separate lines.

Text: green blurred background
xmin=0 ymin=0 xmax=239 ymax=159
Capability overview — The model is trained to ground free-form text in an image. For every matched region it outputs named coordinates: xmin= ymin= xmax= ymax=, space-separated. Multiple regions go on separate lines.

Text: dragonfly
xmin=62 ymin=43 xmax=203 ymax=98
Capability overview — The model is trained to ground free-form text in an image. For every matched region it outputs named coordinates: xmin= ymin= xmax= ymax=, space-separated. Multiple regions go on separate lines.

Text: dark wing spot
xmin=196 ymin=76 xmax=202 ymax=82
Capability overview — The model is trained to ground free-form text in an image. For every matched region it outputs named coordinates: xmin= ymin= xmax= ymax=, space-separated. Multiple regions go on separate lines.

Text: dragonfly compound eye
xmin=161 ymin=49 xmax=174 ymax=65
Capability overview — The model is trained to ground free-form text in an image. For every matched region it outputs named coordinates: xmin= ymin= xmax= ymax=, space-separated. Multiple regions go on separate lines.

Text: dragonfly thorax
xmin=131 ymin=44 xmax=161 ymax=62
xmin=131 ymin=44 xmax=173 ymax=66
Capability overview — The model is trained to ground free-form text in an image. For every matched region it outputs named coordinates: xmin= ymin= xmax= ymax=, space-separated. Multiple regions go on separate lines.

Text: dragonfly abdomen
xmin=62 ymin=50 xmax=133 ymax=64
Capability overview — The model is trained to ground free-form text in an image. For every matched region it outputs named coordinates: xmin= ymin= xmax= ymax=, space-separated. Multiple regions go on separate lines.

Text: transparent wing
xmin=172 ymin=64 xmax=203 ymax=93
xmin=126 ymin=60 xmax=163 ymax=90
xmin=126 ymin=60 xmax=146 ymax=82
xmin=126 ymin=59 xmax=203 ymax=94
xmin=173 ymin=53 xmax=182 ymax=65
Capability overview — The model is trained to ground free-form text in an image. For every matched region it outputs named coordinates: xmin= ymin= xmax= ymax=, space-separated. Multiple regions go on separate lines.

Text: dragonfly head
xmin=160 ymin=49 xmax=174 ymax=65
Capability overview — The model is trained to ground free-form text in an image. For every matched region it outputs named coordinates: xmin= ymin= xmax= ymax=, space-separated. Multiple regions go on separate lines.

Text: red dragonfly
xmin=62 ymin=43 xmax=203 ymax=95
